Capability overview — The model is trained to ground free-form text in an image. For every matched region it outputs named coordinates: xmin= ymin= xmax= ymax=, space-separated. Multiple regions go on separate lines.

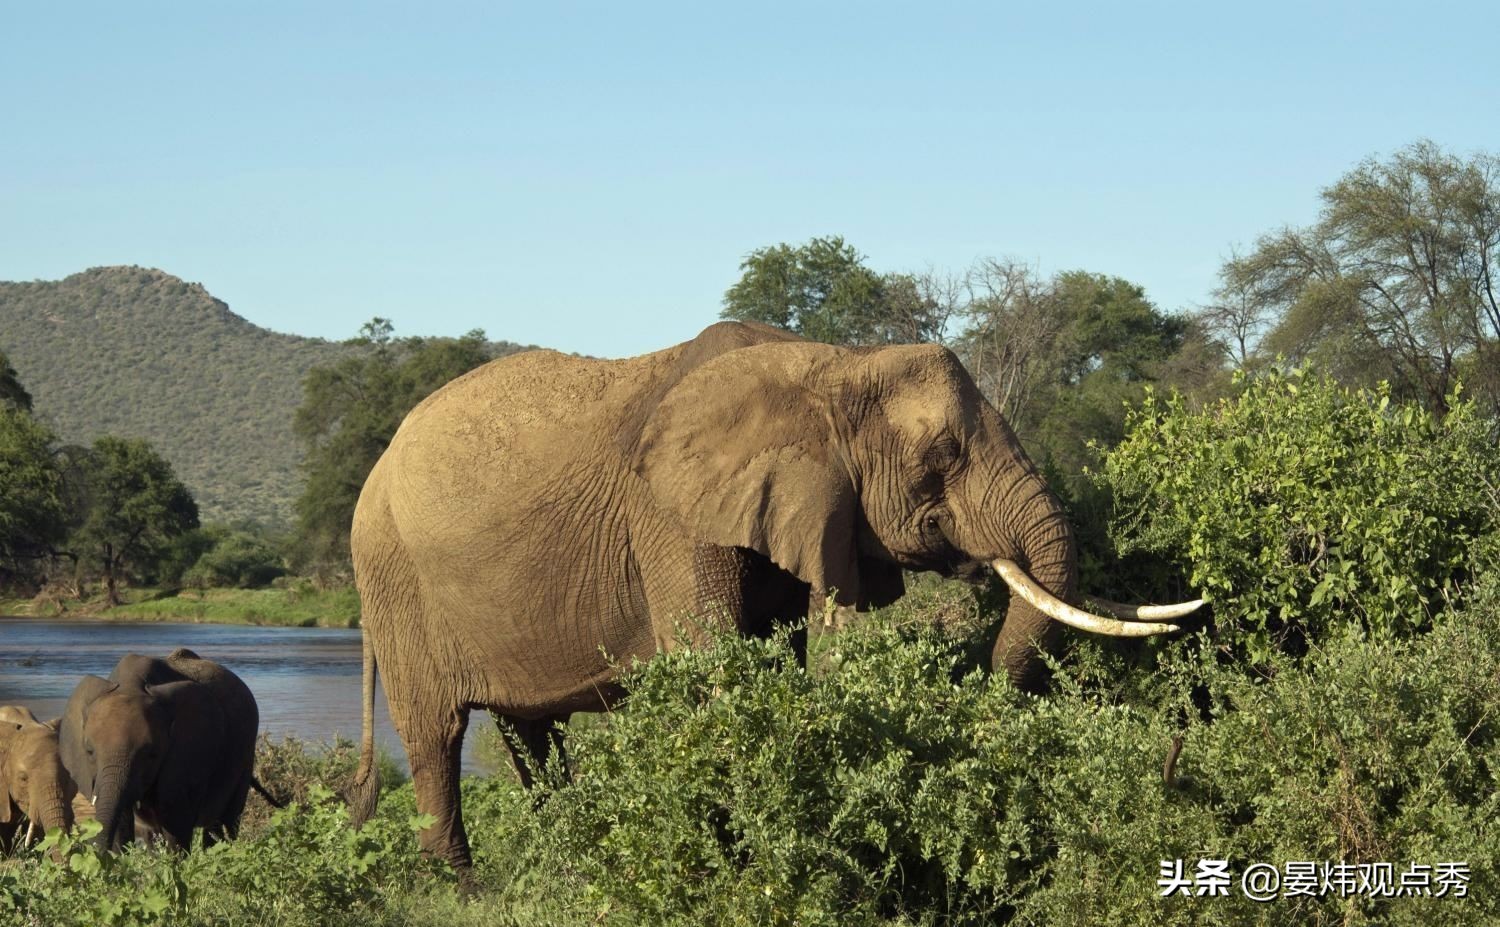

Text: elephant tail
xmin=346 ymin=628 xmax=381 ymax=828
xmin=251 ymin=776 xmax=288 ymax=809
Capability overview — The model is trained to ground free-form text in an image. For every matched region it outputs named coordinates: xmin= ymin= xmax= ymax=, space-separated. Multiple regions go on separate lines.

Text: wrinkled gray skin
xmin=58 ymin=649 xmax=259 ymax=851
xmin=350 ymin=321 xmax=1099 ymax=877
xmin=0 ymin=706 xmax=77 ymax=853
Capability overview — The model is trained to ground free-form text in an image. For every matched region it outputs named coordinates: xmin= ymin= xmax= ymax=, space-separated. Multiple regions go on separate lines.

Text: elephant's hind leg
xmin=495 ymin=712 xmax=572 ymax=789
xmin=202 ymin=772 xmax=251 ymax=848
xmin=399 ymin=703 xmax=473 ymax=874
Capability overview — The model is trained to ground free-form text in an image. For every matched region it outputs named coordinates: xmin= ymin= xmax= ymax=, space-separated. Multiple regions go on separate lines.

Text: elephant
xmin=0 ymin=706 xmax=77 ymax=852
xmin=58 ymin=648 xmax=267 ymax=851
xmin=346 ymin=320 xmax=1201 ymax=876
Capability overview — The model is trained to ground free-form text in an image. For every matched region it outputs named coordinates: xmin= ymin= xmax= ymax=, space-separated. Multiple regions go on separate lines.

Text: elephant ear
xmin=59 ymin=675 xmax=116 ymax=787
xmin=633 ymin=342 xmax=862 ymax=606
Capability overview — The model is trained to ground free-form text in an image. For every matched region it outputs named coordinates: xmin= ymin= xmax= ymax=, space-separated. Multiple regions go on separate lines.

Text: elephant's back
xmin=397 ymin=348 xmax=609 ymax=440
xmin=354 ymin=347 xmax=672 ymax=570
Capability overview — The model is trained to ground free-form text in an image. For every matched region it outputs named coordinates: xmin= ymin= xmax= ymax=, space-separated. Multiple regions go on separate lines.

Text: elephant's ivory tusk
xmin=26 ymin=820 xmax=37 ymax=846
xmin=991 ymin=559 xmax=1181 ymax=637
xmin=1083 ymin=595 xmax=1206 ymax=621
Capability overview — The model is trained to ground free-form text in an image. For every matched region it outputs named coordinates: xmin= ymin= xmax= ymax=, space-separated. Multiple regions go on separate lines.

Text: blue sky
xmin=3 ymin=1 xmax=1497 ymax=357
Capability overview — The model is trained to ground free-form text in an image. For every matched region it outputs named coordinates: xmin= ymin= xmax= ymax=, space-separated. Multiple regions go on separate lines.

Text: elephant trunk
xmin=91 ymin=764 xmax=134 ymax=851
xmin=31 ymin=788 xmax=74 ymax=841
xmin=962 ymin=455 xmax=1191 ymax=691
xmin=990 ymin=477 xmax=1075 ymax=693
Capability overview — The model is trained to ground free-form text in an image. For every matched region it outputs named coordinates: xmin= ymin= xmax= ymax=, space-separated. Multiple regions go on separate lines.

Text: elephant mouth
xmin=940 ymin=559 xmax=989 ymax=583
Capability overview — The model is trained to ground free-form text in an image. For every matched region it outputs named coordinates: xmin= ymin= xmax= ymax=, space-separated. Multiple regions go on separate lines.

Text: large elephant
xmin=58 ymin=648 xmax=261 ymax=851
xmin=347 ymin=321 xmax=1200 ymax=876
xmin=0 ymin=706 xmax=77 ymax=852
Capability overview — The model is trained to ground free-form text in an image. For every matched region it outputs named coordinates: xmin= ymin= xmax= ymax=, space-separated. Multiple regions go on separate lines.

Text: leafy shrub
xmin=241 ymin=735 xmax=409 ymax=836
xmin=179 ymin=529 xmax=286 ymax=590
xmin=2 ymin=588 xmax=1498 ymax=925
xmin=1096 ymin=369 xmax=1500 ymax=659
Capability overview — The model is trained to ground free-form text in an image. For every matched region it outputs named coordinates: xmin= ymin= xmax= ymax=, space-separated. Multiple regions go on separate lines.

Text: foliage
xmin=292 ymin=320 xmax=496 ymax=580
xmin=242 ymin=735 xmax=410 ymax=835
xmin=69 ymin=436 xmax=199 ymax=604
xmin=3 ymin=580 xmax=1500 ymax=924
xmin=0 ymin=267 xmax=535 ymax=525
xmin=179 ymin=527 xmax=286 ymax=589
xmin=721 ymin=236 xmax=952 ymax=345
xmin=1220 ymin=141 xmax=1500 ymax=415
xmin=954 ymin=262 xmax=1205 ymax=477
xmin=1097 ymin=369 xmax=1500 ymax=660
xmin=0 ymin=407 xmax=68 ymax=587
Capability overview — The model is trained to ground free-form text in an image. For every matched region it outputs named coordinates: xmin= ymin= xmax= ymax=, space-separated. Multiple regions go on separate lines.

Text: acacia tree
xmin=722 ymin=236 xmax=884 ymax=343
xmin=954 ymin=263 xmax=1190 ymax=475
xmin=952 ymin=260 xmax=1065 ymax=426
xmin=70 ymin=436 xmax=199 ymax=605
xmin=721 ymin=236 xmax=953 ymax=346
xmin=293 ymin=320 xmax=493 ymax=580
xmin=1223 ymin=141 xmax=1500 ymax=412
xmin=1197 ymin=262 xmax=1272 ymax=369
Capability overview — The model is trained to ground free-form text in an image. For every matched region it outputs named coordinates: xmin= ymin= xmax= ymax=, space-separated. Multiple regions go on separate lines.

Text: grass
xmin=0 ymin=584 xmax=361 ymax=628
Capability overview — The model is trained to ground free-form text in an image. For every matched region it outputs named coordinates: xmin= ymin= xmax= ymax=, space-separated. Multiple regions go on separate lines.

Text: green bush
xmin=473 ymin=595 xmax=1500 ymax=926
xmin=240 ymin=735 xmax=410 ymax=836
xmin=184 ymin=530 xmax=286 ymax=589
xmin=2 ymin=585 xmax=1497 ymax=925
xmin=1096 ymin=369 xmax=1500 ymax=659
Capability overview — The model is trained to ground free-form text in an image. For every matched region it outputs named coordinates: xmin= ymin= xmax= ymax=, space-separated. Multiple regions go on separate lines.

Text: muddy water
xmin=0 ymin=619 xmax=494 ymax=774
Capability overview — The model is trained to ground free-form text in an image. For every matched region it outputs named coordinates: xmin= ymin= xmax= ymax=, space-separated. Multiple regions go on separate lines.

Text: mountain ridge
xmin=0 ymin=265 xmax=531 ymax=525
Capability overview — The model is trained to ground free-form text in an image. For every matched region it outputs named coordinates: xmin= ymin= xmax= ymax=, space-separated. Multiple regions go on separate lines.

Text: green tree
xmin=0 ymin=408 xmax=67 ymax=588
xmin=1032 ymin=272 xmax=1188 ymax=472
xmin=0 ymin=349 xmax=31 ymax=412
xmin=70 ymin=436 xmax=199 ymax=605
xmin=1222 ymin=140 xmax=1500 ymax=412
xmin=722 ymin=236 xmax=882 ymax=343
xmin=293 ymin=321 xmax=494 ymax=580
xmin=955 ymin=264 xmax=1188 ymax=475
xmin=864 ymin=270 xmax=957 ymax=345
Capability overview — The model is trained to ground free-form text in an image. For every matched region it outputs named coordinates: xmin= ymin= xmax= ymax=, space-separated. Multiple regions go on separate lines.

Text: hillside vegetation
xmin=0 ymin=267 xmax=530 ymax=525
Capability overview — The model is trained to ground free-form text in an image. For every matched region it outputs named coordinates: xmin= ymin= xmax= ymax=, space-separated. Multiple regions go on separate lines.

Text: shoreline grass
xmin=0 ymin=585 xmax=360 ymax=628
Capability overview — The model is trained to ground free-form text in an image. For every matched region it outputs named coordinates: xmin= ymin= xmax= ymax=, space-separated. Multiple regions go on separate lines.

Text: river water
xmin=0 ymin=619 xmax=493 ymax=774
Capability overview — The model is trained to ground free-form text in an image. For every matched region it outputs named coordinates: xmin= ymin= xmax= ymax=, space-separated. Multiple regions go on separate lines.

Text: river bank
xmin=0 ymin=584 xmax=360 ymax=628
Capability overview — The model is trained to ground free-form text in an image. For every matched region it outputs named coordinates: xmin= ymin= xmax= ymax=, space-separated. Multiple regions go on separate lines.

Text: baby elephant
xmin=59 ymin=648 xmax=263 ymax=851
xmin=0 ymin=705 xmax=78 ymax=852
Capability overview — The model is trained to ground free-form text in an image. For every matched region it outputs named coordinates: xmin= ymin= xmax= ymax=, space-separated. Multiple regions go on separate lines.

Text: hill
xmin=0 ymin=266 xmax=530 ymax=526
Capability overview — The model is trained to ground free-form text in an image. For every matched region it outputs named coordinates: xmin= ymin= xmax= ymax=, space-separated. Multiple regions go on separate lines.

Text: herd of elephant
xmin=0 ymin=648 xmax=279 ymax=856
xmin=3 ymin=322 xmax=1206 ymax=883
